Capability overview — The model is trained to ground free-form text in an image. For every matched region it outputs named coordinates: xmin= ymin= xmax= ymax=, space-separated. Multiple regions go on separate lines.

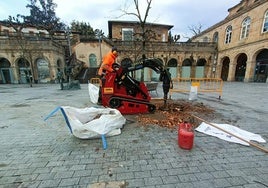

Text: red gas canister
xmin=178 ymin=122 xmax=194 ymax=150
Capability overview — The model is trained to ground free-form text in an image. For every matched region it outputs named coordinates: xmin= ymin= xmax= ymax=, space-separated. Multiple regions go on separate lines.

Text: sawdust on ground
xmin=136 ymin=99 xmax=216 ymax=129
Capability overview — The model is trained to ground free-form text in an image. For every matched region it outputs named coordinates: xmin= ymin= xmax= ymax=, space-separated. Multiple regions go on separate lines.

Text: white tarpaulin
xmin=195 ymin=122 xmax=266 ymax=146
xmin=189 ymin=86 xmax=198 ymax=101
xmin=44 ymin=106 xmax=126 ymax=139
xmin=88 ymin=83 xmax=99 ymax=104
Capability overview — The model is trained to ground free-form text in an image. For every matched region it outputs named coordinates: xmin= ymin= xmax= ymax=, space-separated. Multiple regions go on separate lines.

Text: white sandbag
xmin=88 ymin=83 xmax=99 ymax=104
xmin=196 ymin=122 xmax=266 ymax=146
xmin=45 ymin=106 xmax=126 ymax=139
xmin=189 ymin=86 xmax=198 ymax=101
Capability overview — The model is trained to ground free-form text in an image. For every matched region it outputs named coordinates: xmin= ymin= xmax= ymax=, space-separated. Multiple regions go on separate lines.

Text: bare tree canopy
xmin=188 ymin=23 xmax=203 ymax=36
xmin=118 ymin=0 xmax=153 ymax=81
xmin=119 ymin=0 xmax=152 ymax=24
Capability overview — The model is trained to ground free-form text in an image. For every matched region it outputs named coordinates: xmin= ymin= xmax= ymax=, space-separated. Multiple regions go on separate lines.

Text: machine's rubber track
xmin=109 ymin=96 xmax=156 ymax=113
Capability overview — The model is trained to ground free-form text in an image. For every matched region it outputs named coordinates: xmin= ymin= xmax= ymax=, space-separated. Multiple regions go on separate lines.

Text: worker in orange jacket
xmin=97 ymin=47 xmax=119 ymax=104
xmin=98 ymin=47 xmax=118 ymax=76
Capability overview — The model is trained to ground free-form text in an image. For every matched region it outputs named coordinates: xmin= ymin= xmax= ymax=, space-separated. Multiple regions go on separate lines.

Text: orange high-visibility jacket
xmin=98 ymin=51 xmax=117 ymax=76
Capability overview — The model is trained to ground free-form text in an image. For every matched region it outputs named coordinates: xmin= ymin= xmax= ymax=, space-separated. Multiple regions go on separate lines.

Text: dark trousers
xmin=163 ymin=85 xmax=170 ymax=100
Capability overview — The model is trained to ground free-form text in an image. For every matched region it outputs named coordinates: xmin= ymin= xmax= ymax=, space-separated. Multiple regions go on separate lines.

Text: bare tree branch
xmin=188 ymin=23 xmax=203 ymax=36
xmin=118 ymin=0 xmax=153 ymax=81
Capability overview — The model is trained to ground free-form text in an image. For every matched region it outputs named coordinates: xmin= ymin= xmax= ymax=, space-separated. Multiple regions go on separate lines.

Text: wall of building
xmin=0 ymin=38 xmax=65 ymax=84
xmin=110 ymin=21 xmax=171 ymax=42
xmin=74 ymin=41 xmax=116 ymax=67
xmin=3 ymin=0 xmax=266 ymax=84
xmin=192 ymin=0 xmax=268 ymax=82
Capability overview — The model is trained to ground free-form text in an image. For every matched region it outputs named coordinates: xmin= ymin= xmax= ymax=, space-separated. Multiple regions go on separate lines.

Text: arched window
xmin=89 ymin=54 xmax=97 ymax=67
xmin=37 ymin=59 xmax=50 ymax=82
xmin=263 ymin=11 xmax=268 ymax=33
xmin=241 ymin=17 xmax=251 ymax=39
xmin=225 ymin=25 xmax=232 ymax=44
xmin=213 ymin=32 xmax=218 ymax=42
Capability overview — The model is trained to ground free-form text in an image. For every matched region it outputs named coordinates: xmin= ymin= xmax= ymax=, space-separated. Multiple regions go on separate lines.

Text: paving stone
xmin=88 ymin=181 xmax=127 ymax=188
xmin=79 ymin=175 xmax=98 ymax=185
xmin=194 ymin=172 xmax=214 ymax=180
xmin=125 ymin=178 xmax=145 ymax=187
xmin=73 ymin=169 xmax=92 ymax=177
xmin=167 ymin=168 xmax=185 ymax=176
xmin=161 ymin=175 xmax=179 ymax=184
xmin=38 ymin=179 xmax=61 ymax=188
xmin=134 ymin=170 xmax=151 ymax=178
xmin=151 ymin=169 xmax=168 ymax=177
xmin=116 ymin=172 xmax=134 ymax=180
xmin=54 ymin=171 xmax=74 ymax=179
xmin=0 ymin=83 xmax=267 ymax=187
xmin=212 ymin=170 xmax=230 ymax=178
xmin=212 ymin=178 xmax=232 ymax=187
xmin=192 ymin=180 xmax=215 ymax=188
xmin=178 ymin=174 xmax=198 ymax=182
xmin=144 ymin=176 xmax=163 ymax=186
xmin=59 ymin=177 xmax=80 ymax=187
xmin=226 ymin=176 xmax=248 ymax=186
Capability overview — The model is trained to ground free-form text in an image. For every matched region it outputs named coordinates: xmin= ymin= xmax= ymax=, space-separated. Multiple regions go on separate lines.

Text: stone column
xmin=11 ymin=66 xmax=19 ymax=84
xmin=10 ymin=57 xmax=19 ymax=84
xmin=177 ymin=56 xmax=182 ymax=78
xmin=190 ymin=57 xmax=196 ymax=78
xmin=49 ymin=57 xmax=57 ymax=83
xmin=50 ymin=64 xmax=57 ymax=83
xmin=244 ymin=59 xmax=255 ymax=82
xmin=228 ymin=61 xmax=236 ymax=81
xmin=215 ymin=62 xmax=222 ymax=79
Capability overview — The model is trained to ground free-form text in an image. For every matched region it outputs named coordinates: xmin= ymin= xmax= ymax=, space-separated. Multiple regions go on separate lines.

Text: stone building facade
xmin=0 ymin=23 xmax=67 ymax=84
xmin=74 ymin=21 xmax=217 ymax=82
xmin=191 ymin=0 xmax=268 ymax=82
xmin=3 ymin=1 xmax=263 ymax=84
xmin=0 ymin=0 xmax=268 ymax=83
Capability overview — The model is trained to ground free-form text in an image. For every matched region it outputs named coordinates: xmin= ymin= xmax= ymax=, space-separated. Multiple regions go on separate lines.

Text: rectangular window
xmin=122 ymin=28 xmax=133 ymax=41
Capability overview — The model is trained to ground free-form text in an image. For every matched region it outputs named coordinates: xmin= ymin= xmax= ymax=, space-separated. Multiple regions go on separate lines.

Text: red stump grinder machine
xmin=99 ymin=58 xmax=168 ymax=114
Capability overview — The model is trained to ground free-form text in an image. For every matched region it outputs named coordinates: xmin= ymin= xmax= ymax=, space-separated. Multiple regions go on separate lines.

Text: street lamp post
xmin=96 ymin=29 xmax=103 ymax=65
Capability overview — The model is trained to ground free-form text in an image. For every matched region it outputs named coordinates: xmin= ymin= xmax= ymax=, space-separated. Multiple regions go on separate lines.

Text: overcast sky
xmin=0 ymin=0 xmax=241 ymax=41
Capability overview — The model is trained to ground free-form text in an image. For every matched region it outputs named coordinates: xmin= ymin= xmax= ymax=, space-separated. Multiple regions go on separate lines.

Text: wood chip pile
xmin=136 ymin=99 xmax=215 ymax=129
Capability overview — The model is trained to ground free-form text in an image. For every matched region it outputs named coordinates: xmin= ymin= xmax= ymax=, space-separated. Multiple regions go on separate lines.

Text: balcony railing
xmin=112 ymin=40 xmax=217 ymax=53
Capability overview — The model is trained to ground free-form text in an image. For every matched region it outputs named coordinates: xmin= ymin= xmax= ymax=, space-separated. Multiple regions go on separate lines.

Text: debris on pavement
xmin=136 ymin=99 xmax=215 ymax=129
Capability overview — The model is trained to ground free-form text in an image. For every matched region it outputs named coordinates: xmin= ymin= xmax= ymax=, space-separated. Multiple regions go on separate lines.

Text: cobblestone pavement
xmin=0 ymin=82 xmax=267 ymax=188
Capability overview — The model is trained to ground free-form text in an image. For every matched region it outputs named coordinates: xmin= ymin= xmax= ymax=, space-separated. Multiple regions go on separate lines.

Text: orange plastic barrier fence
xmin=170 ymin=78 xmax=223 ymax=99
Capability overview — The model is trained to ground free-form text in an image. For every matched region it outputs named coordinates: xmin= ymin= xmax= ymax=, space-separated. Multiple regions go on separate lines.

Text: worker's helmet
xmin=112 ymin=47 xmax=118 ymax=56
xmin=112 ymin=47 xmax=117 ymax=52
